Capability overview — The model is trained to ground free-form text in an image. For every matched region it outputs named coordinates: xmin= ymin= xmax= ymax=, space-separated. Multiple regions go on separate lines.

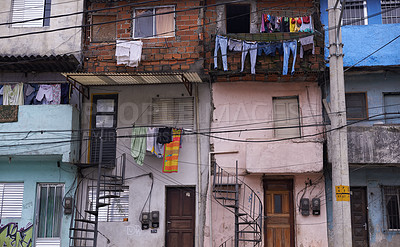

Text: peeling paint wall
xmin=326 ymin=167 xmax=400 ymax=247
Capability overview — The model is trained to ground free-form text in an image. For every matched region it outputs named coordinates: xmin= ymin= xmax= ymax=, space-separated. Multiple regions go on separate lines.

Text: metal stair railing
xmin=69 ymin=131 xmax=126 ymax=247
xmin=212 ymin=161 xmax=263 ymax=247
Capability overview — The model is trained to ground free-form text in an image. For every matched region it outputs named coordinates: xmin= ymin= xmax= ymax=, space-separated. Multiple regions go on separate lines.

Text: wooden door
xmin=264 ymin=180 xmax=294 ymax=247
xmin=351 ymin=187 xmax=369 ymax=247
xmin=166 ymin=187 xmax=195 ymax=247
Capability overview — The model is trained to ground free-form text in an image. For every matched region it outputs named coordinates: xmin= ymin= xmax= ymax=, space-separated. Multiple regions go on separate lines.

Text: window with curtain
xmin=0 ymin=183 xmax=24 ymax=218
xmin=152 ymin=97 xmax=194 ymax=129
xmin=36 ymin=184 xmax=63 ymax=239
xmin=12 ymin=0 xmax=52 ymax=27
xmin=134 ymin=6 xmax=175 ymax=38
xmin=381 ymin=0 xmax=400 ymax=24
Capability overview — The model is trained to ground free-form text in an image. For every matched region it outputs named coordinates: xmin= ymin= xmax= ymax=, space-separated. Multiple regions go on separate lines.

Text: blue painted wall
xmin=325 ymin=167 xmax=400 ymax=247
xmin=0 ymin=105 xmax=80 ymax=163
xmin=0 ymin=158 xmax=76 ymax=247
xmin=320 ymin=0 xmax=400 ymax=67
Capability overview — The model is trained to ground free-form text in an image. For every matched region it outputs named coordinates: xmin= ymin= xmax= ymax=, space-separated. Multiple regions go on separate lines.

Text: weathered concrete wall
xmin=0 ymin=159 xmax=77 ymax=247
xmin=80 ymin=83 xmax=211 ymax=247
xmin=0 ymin=0 xmax=83 ymax=57
xmin=320 ymin=0 xmax=400 ymax=67
xmin=0 ymin=105 xmax=80 ymax=163
xmin=326 ymin=167 xmax=400 ymax=247
xmin=347 ymin=126 xmax=400 ymax=164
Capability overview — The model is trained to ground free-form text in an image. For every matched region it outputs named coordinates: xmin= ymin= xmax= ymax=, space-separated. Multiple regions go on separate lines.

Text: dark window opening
xmin=226 ymin=4 xmax=250 ymax=33
xmin=91 ymin=15 xmax=117 ymax=42
xmin=345 ymin=92 xmax=367 ymax=120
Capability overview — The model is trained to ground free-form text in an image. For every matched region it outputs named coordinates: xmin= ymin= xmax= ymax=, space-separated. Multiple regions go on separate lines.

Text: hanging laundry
xmin=116 ymin=40 xmax=143 ymax=67
xmin=3 ymin=83 xmax=24 ymax=105
xmin=299 ymin=35 xmax=315 ymax=58
xmin=147 ymin=127 xmax=156 ymax=152
xmin=299 ymin=16 xmax=314 ymax=33
xmin=228 ymin=39 xmax=243 ymax=52
xmin=282 ymin=40 xmax=298 ymax=75
xmin=294 ymin=18 xmax=302 ymax=32
xmin=214 ymin=35 xmax=228 ymax=71
xmin=260 ymin=14 xmax=265 ymax=32
xmin=131 ymin=127 xmax=147 ymax=166
xmin=289 ymin=18 xmax=296 ymax=32
xmin=36 ymin=84 xmax=54 ymax=103
xmin=157 ymin=127 xmax=173 ymax=144
xmin=241 ymin=41 xmax=257 ymax=74
xmin=257 ymin=42 xmax=284 ymax=57
xmin=50 ymin=84 xmax=61 ymax=105
xmin=0 ymin=85 xmax=3 ymax=105
xmin=282 ymin=17 xmax=290 ymax=32
xmin=153 ymin=128 xmax=164 ymax=158
xmin=274 ymin=16 xmax=282 ymax=32
xmin=162 ymin=129 xmax=182 ymax=173
xmin=61 ymin=83 xmax=70 ymax=104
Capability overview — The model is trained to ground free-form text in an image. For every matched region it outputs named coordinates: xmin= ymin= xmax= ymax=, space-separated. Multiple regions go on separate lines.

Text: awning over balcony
xmin=0 ymin=54 xmax=80 ymax=72
xmin=62 ymin=72 xmax=203 ymax=96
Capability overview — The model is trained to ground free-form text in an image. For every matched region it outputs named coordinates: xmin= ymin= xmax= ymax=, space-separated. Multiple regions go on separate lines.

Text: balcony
xmin=0 ymin=105 xmax=79 ymax=162
xmin=208 ymin=32 xmax=325 ymax=80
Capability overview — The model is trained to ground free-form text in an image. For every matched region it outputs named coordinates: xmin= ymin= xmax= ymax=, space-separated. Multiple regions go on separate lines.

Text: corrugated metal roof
xmin=62 ymin=72 xmax=203 ymax=86
xmin=0 ymin=54 xmax=80 ymax=72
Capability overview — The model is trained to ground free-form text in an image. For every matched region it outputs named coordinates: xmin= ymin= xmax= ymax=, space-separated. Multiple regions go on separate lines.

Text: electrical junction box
xmin=300 ymin=198 xmax=310 ymax=216
xmin=312 ymin=198 xmax=321 ymax=215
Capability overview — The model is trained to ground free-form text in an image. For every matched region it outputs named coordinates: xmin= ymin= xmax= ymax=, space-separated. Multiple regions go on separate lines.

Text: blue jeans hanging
xmin=282 ymin=40 xmax=297 ymax=75
xmin=214 ymin=35 xmax=228 ymax=71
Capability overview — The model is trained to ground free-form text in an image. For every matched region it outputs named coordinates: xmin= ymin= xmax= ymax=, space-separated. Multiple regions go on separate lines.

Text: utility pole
xmin=327 ymin=0 xmax=352 ymax=246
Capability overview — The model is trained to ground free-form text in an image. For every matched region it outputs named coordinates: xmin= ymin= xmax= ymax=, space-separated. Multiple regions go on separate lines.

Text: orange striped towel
xmin=162 ymin=129 xmax=182 ymax=173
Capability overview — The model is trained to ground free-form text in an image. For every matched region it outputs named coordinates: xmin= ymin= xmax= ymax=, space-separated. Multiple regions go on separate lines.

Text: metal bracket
xmin=66 ymin=76 xmax=90 ymax=99
xmin=181 ymin=74 xmax=193 ymax=96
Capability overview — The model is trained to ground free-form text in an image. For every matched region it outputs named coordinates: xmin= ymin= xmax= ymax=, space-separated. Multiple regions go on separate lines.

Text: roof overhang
xmin=62 ymin=72 xmax=203 ymax=97
xmin=0 ymin=55 xmax=80 ymax=73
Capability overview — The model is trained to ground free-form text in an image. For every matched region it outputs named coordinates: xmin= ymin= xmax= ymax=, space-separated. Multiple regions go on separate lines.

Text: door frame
xmin=263 ymin=178 xmax=295 ymax=247
xmin=165 ymin=186 xmax=196 ymax=247
xmin=350 ymin=186 xmax=369 ymax=247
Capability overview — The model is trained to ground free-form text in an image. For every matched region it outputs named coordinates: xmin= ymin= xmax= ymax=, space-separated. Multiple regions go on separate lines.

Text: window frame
xmin=381 ymin=0 xmax=400 ymax=24
xmin=382 ymin=186 xmax=400 ymax=231
xmin=35 ymin=183 xmax=64 ymax=242
xmin=341 ymin=0 xmax=368 ymax=26
xmin=383 ymin=92 xmax=400 ymax=124
xmin=272 ymin=96 xmax=301 ymax=139
xmin=12 ymin=0 xmax=52 ymax=28
xmin=151 ymin=97 xmax=195 ymax=129
xmin=133 ymin=5 xmax=176 ymax=39
xmin=345 ymin=92 xmax=368 ymax=120
xmin=0 ymin=183 xmax=24 ymax=218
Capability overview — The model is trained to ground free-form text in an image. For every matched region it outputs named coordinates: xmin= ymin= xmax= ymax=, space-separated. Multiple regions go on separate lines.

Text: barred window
xmin=383 ymin=186 xmax=400 ymax=230
xmin=342 ymin=0 xmax=368 ymax=25
xmin=381 ymin=0 xmax=400 ymax=24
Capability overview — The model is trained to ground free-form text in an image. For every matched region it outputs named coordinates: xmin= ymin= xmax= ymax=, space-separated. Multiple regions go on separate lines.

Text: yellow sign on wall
xmin=335 ymin=185 xmax=350 ymax=201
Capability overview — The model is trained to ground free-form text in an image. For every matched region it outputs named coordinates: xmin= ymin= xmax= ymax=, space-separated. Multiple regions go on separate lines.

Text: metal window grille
xmin=0 ymin=183 xmax=24 ymax=218
xmin=381 ymin=0 xmax=400 ymax=24
xmin=342 ymin=0 xmax=368 ymax=25
xmin=383 ymin=186 xmax=400 ymax=230
xmin=37 ymin=184 xmax=64 ymax=238
xmin=88 ymin=186 xmax=129 ymax=222
xmin=152 ymin=97 xmax=194 ymax=129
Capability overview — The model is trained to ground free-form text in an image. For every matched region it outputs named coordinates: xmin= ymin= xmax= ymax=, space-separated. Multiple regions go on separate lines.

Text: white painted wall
xmin=80 ymin=83 xmax=211 ymax=247
xmin=0 ymin=0 xmax=83 ymax=57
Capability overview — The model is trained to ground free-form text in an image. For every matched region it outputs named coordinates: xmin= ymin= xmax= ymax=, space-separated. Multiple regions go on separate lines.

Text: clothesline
xmin=214 ymin=33 xmax=316 ymax=75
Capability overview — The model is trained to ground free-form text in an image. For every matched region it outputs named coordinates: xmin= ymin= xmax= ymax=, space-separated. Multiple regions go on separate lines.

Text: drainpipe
xmin=208 ymin=151 xmax=239 ymax=247
xmin=195 ymin=84 xmax=202 ymax=247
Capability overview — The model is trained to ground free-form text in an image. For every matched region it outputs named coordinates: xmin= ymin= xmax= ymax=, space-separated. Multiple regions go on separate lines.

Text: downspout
xmin=195 ymin=84 xmax=202 ymax=247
